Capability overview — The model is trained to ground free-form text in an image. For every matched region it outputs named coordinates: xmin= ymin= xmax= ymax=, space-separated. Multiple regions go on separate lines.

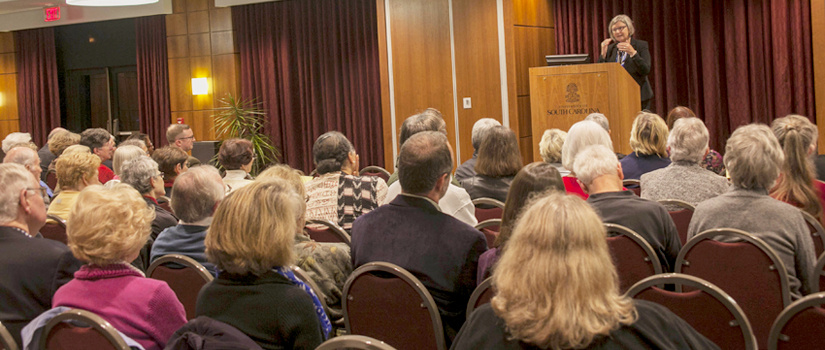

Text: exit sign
xmin=44 ymin=7 xmax=60 ymax=22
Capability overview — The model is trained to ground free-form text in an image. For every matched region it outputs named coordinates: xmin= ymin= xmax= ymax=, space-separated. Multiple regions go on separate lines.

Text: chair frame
xmin=0 ymin=320 xmax=18 ymax=350
xmin=814 ymin=253 xmax=825 ymax=293
xmin=343 ymin=262 xmax=446 ymax=350
xmin=291 ymin=265 xmax=329 ymax=313
xmin=360 ymin=166 xmax=391 ymax=179
xmin=657 ymin=199 xmax=696 ymax=211
xmin=316 ymin=335 xmax=397 ymax=350
xmin=604 ymin=223 xmax=664 ymax=275
xmin=306 ymin=218 xmax=352 ymax=245
xmin=474 ymin=219 xmax=501 ymax=231
xmin=800 ymin=210 xmax=825 ymax=257
xmin=767 ymin=291 xmax=825 ymax=350
xmin=471 ymin=198 xmax=505 ymax=210
xmin=627 ymin=273 xmax=758 ymax=350
xmin=146 ymin=254 xmax=214 ymax=283
xmin=46 ymin=214 xmax=66 ymax=227
xmin=466 ymin=277 xmax=493 ymax=318
xmin=39 ymin=309 xmax=130 ymax=350
xmin=674 ymin=228 xmax=791 ymax=307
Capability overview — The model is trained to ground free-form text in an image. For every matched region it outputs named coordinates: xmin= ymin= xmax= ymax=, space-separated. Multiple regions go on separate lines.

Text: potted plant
xmin=212 ymin=94 xmax=280 ymax=175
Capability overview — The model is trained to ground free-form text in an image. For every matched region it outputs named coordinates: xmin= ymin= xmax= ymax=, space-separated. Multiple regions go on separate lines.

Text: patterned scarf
xmin=273 ymin=266 xmax=332 ymax=339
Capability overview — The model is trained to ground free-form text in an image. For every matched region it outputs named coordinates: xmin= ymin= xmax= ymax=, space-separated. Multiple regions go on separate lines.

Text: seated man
xmin=4 ymin=145 xmax=53 ymax=201
xmin=0 ymin=163 xmax=82 ymax=346
xmin=688 ymin=124 xmax=815 ymax=300
xmin=454 ymin=118 xmax=500 ymax=183
xmin=352 ymin=131 xmax=487 ymax=345
xmin=574 ymin=144 xmax=681 ymax=272
xmin=151 ymin=165 xmax=224 ymax=275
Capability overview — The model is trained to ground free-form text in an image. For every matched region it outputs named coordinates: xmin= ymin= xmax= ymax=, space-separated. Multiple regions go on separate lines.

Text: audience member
xmin=641 ymin=117 xmax=728 ymax=210
xmin=152 ymin=146 xmax=189 ymax=197
xmin=620 ymin=112 xmax=671 ymax=180
xmin=455 ymin=118 xmax=501 ymax=183
xmin=666 ymin=106 xmax=725 ymax=175
xmin=2 ymin=132 xmax=31 ymax=153
xmin=688 ymin=124 xmax=815 ymax=300
xmin=4 ymin=145 xmax=53 ymax=200
xmin=38 ymin=127 xmax=67 ymax=182
xmin=305 ymin=131 xmax=387 ymax=231
xmin=48 ymin=152 xmax=100 ymax=222
xmin=383 ymin=110 xmax=477 ymax=226
xmin=121 ymin=156 xmax=178 ymax=242
xmin=198 ymin=179 xmax=327 ymax=348
xmin=585 ymin=112 xmax=626 ymax=159
xmin=46 ymin=130 xmax=81 ymax=175
xmin=770 ymin=115 xmax=825 ymax=224
xmin=575 ymin=144 xmax=680 ymax=272
xmin=80 ymin=128 xmax=116 ymax=184
xmin=560 ymin=120 xmax=613 ymax=199
xmin=352 ymin=131 xmax=487 ymax=344
xmin=538 ymin=128 xmax=569 ymax=176
xmin=460 ymin=126 xmax=522 ymax=203
xmin=53 ymin=184 xmax=187 ymax=350
xmin=452 ymin=192 xmax=718 ymax=349
xmin=150 ymin=165 xmax=224 ymax=275
xmin=111 ymin=145 xmax=147 ymax=182
xmin=476 ymin=162 xmax=564 ymax=283
xmin=167 ymin=123 xmax=200 ymax=167
xmin=218 ymin=138 xmax=255 ymax=193
xmin=258 ymin=164 xmax=352 ymax=324
xmin=0 ymin=164 xmax=82 ymax=346
xmin=127 ymin=132 xmax=155 ymax=155
xmin=118 ymin=139 xmax=148 ymax=153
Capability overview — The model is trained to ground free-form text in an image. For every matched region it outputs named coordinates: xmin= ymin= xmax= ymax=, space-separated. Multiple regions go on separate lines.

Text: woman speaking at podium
xmin=598 ymin=14 xmax=653 ymax=111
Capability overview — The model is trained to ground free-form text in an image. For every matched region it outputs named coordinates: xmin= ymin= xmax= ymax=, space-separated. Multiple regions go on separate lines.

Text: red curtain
xmin=232 ymin=0 xmax=383 ymax=173
xmin=15 ymin=28 xmax=61 ymax=146
xmin=136 ymin=15 xmax=171 ymax=148
xmin=554 ymin=0 xmax=814 ymax=152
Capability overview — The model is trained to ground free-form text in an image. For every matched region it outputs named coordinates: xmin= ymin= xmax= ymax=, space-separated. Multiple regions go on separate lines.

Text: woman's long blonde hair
xmin=491 ymin=192 xmax=637 ymax=349
xmin=770 ymin=115 xmax=822 ymax=220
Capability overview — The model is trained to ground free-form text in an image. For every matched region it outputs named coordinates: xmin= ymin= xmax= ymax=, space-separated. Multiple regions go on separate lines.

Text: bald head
xmin=4 ymin=147 xmax=41 ymax=181
xmin=171 ymin=165 xmax=225 ymax=223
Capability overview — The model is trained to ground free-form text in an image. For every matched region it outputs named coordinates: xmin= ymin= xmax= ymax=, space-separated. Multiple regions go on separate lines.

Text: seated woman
xmin=620 ymin=112 xmax=671 ymax=180
xmin=538 ymin=128 xmax=569 ymax=176
xmin=47 ymin=152 xmax=100 ymax=222
xmin=461 ymin=126 xmax=522 ymax=202
xmin=770 ymin=114 xmax=825 ymax=224
xmin=305 ymin=131 xmax=387 ymax=231
xmin=641 ymin=117 xmax=728 ymax=210
xmin=453 ymin=192 xmax=719 ymax=349
xmin=476 ymin=162 xmax=564 ymax=284
xmin=52 ymin=184 xmax=187 ymax=350
xmin=258 ymin=164 xmax=352 ymax=325
xmin=110 ymin=145 xmax=146 ymax=183
xmin=197 ymin=179 xmax=327 ymax=348
xmin=560 ymin=120 xmax=614 ymax=199
xmin=688 ymin=124 xmax=815 ymax=300
xmin=666 ymin=106 xmax=725 ymax=175
xmin=151 ymin=146 xmax=189 ymax=197
xmin=219 ymin=138 xmax=255 ymax=193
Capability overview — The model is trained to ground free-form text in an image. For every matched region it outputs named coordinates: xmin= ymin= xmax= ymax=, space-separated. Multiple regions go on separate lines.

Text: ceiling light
xmin=66 ymin=0 xmax=159 ymax=6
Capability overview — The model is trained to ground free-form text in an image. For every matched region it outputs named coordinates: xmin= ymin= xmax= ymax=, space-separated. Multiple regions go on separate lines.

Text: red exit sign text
xmin=44 ymin=7 xmax=60 ymax=22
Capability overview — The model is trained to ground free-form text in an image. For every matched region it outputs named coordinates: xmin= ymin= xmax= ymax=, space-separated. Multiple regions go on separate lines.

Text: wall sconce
xmin=191 ymin=78 xmax=208 ymax=95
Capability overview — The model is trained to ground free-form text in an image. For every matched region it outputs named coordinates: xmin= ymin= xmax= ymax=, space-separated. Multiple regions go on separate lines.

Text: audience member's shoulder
xmin=31 ymin=236 xmax=74 ymax=255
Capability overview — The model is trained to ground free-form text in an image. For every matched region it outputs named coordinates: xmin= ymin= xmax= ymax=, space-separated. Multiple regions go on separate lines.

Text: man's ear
xmin=617 ymin=163 xmax=624 ymax=181
xmin=576 ymin=178 xmax=589 ymax=194
xmin=174 ymin=163 xmax=183 ymax=175
xmin=18 ymin=189 xmax=32 ymax=214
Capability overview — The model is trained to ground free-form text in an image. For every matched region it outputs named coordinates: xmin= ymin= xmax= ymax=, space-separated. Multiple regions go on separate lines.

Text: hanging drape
xmin=232 ymin=0 xmax=383 ymax=173
xmin=136 ymin=15 xmax=171 ymax=148
xmin=554 ymin=0 xmax=814 ymax=152
xmin=15 ymin=28 xmax=61 ymax=146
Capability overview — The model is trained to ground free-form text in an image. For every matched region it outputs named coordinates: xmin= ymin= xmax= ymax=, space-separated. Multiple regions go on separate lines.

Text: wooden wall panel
xmin=376 ymin=0 xmax=394 ymax=169
xmin=0 ymin=32 xmax=18 ymax=139
xmin=514 ymin=26 xmax=555 ymax=96
xmin=387 ymin=0 xmax=457 ymax=159
xmin=0 ymin=75 xmax=18 ymax=119
xmin=453 ymin=0 xmax=504 ymax=163
xmin=0 ymin=31 xmax=15 ymax=52
xmin=0 ymin=120 xmax=19 ymax=136
xmin=813 ymin=0 xmax=825 ymax=152
xmin=0 ymin=53 xmax=14 ymax=74
xmin=517 ymin=96 xmax=531 ymax=137
xmin=167 ymin=0 xmax=239 ymax=142
xmin=514 ymin=0 xmax=553 ymax=27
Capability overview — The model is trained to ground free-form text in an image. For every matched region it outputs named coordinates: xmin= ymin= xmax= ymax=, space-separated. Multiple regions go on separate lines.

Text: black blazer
xmin=599 ymin=38 xmax=653 ymax=102
xmin=0 ymin=226 xmax=82 ymax=346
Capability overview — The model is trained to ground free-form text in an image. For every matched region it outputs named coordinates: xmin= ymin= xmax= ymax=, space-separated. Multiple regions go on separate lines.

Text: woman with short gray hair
xmin=640 ymin=117 xmax=728 ymax=210
xmin=688 ymin=124 xmax=815 ymax=300
xmin=121 ymin=156 xmax=178 ymax=243
xmin=305 ymin=131 xmax=387 ymax=231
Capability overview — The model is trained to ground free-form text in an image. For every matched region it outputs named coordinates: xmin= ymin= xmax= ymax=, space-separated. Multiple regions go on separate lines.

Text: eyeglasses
xmin=26 ymin=187 xmax=47 ymax=198
xmin=612 ymin=25 xmax=627 ymax=33
xmin=177 ymin=135 xmax=195 ymax=141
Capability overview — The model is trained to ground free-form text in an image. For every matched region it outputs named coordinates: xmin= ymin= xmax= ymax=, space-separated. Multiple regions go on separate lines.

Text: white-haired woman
xmin=641 ymin=117 xmax=728 ymax=210
xmin=453 ymin=192 xmax=717 ymax=349
xmin=53 ymin=184 xmax=186 ymax=350
xmin=538 ymin=128 xmax=569 ymax=176
xmin=598 ymin=14 xmax=652 ymax=110
xmin=560 ymin=120 xmax=613 ymax=199
xmin=688 ymin=124 xmax=816 ymax=300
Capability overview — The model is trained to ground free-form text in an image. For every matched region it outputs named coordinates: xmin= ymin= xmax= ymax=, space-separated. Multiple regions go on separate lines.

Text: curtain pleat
xmin=136 ymin=15 xmax=171 ymax=147
xmin=15 ymin=28 xmax=61 ymax=146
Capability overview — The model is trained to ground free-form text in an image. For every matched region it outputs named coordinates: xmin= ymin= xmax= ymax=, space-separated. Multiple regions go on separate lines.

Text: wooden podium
xmin=529 ymin=63 xmax=640 ymax=159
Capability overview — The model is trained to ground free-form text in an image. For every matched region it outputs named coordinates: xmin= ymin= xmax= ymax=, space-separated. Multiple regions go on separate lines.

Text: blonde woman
xmin=47 ymin=152 xmax=100 ymax=222
xmin=53 ymin=184 xmax=186 ymax=350
xmin=197 ymin=179 xmax=327 ymax=348
xmin=453 ymin=193 xmax=718 ymax=349
xmin=620 ymin=111 xmax=671 ymax=180
xmin=538 ymin=128 xmax=569 ymax=176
